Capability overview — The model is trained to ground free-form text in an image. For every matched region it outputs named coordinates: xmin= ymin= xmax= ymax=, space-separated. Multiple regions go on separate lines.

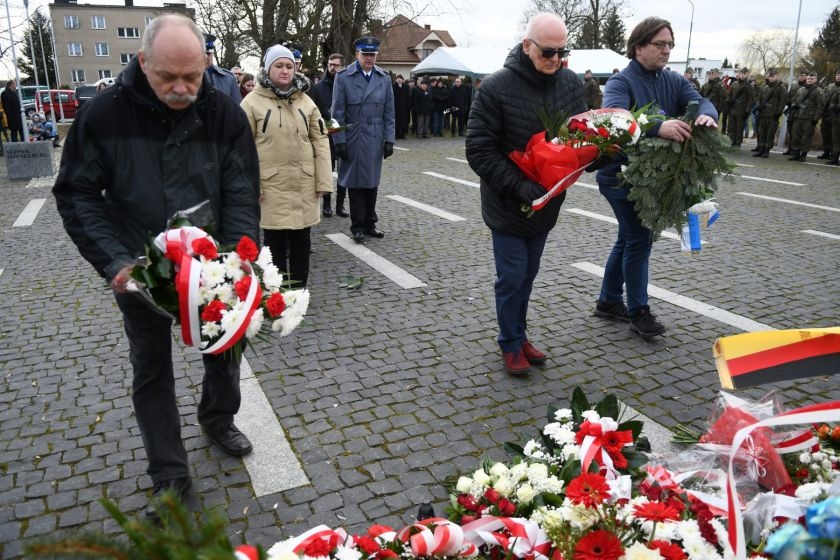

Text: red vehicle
xmin=36 ymin=89 xmax=77 ymax=120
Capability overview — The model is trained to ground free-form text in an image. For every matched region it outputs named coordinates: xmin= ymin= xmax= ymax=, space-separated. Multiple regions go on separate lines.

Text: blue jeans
xmin=598 ymin=184 xmax=654 ymax=316
xmin=491 ymin=230 xmax=548 ymax=352
xmin=431 ymin=111 xmax=444 ymax=135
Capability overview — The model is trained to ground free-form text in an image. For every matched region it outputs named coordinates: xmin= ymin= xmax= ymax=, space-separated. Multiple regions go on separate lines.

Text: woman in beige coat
xmin=241 ymin=45 xmax=332 ymax=288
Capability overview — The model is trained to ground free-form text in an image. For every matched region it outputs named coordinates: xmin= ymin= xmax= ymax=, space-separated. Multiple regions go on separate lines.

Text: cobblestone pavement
xmin=0 ymin=137 xmax=838 ymax=557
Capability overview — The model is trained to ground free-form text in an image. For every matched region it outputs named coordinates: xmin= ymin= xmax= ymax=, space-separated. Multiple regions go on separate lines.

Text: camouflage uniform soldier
xmin=827 ymin=70 xmax=840 ymax=165
xmin=700 ymin=68 xmax=726 ymax=112
xmin=788 ymin=70 xmax=823 ymax=161
xmin=752 ymin=69 xmax=787 ymax=158
xmin=727 ymin=68 xmax=754 ymax=147
xmin=783 ymin=70 xmax=808 ymax=154
xmin=582 ymin=69 xmax=601 ymax=109
xmin=817 ymin=70 xmax=839 ymax=159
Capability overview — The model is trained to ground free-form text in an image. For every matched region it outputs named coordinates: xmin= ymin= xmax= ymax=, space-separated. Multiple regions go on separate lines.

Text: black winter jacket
xmin=466 ymin=45 xmax=587 ymax=237
xmin=53 ymin=57 xmax=260 ymax=282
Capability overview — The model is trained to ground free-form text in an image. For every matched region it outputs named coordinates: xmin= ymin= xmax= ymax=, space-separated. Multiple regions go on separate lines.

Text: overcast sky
xmin=422 ymin=0 xmax=836 ymax=65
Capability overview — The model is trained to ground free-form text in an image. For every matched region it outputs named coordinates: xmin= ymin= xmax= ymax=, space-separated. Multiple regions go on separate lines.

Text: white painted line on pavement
xmin=0 ymin=269 xmax=3 ymax=280
xmin=236 ymin=357 xmax=309 ymax=497
xmin=394 ymin=146 xmax=409 ymax=151
xmin=446 ymin=157 xmax=468 ymax=163
xmin=737 ymin=192 xmax=840 ymax=212
xmin=571 ymin=262 xmax=774 ymax=332
xmin=423 ymin=171 xmax=479 ymax=188
xmin=326 ymin=233 xmax=427 ymax=289
xmin=574 ymin=181 xmax=598 ymax=190
xmin=734 ymin=163 xmax=756 ymax=168
xmin=564 ymin=208 xmax=701 ymax=243
xmin=387 ymin=195 xmax=466 ymax=221
xmin=724 ymin=174 xmax=804 ymax=186
xmin=803 ymin=229 xmax=840 ymax=240
xmin=13 ymin=198 xmax=47 ymax=227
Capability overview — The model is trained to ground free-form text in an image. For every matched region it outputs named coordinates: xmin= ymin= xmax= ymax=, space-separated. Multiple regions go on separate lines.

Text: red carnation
xmin=484 ymin=487 xmax=501 ymax=504
xmin=650 ymin=541 xmax=687 ymax=560
xmin=303 ymin=538 xmax=333 ymax=557
xmin=355 ymin=535 xmax=381 ymax=554
xmin=566 ymin=472 xmax=610 ymax=508
xmin=367 ymin=524 xmax=394 ymax=538
xmin=498 ymin=498 xmax=516 ymax=516
xmin=200 ymin=299 xmax=226 ymax=322
xmin=597 ymin=126 xmax=610 ymax=138
xmin=236 ymin=236 xmax=259 ymax=262
xmin=191 ymin=237 xmax=218 ymax=259
xmin=633 ymin=501 xmax=681 ymax=523
xmin=374 ymin=550 xmax=398 ymax=560
xmin=234 ymin=276 xmax=252 ymax=301
xmin=265 ymin=292 xmax=286 ymax=318
xmin=572 ymin=529 xmax=623 ymax=560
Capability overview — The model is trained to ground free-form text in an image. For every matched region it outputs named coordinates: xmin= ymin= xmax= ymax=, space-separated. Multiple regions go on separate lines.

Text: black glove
xmin=516 ymin=180 xmax=547 ymax=204
xmin=585 ymin=152 xmax=614 ymax=173
xmin=383 ymin=142 xmax=394 ymax=159
xmin=335 ymin=143 xmax=348 ymax=160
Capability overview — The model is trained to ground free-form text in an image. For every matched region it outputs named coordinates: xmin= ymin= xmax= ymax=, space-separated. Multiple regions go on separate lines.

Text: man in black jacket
xmin=53 ymin=14 xmax=260 ymax=521
xmin=315 ymin=53 xmax=346 ymax=217
xmin=1 ymin=80 xmax=24 ymax=141
xmin=466 ymin=12 xmax=586 ymax=376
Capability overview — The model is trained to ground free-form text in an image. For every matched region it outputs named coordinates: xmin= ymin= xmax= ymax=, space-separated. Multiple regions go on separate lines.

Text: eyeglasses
xmin=327 ymin=62 xmax=342 ymax=68
xmin=649 ymin=40 xmax=675 ymax=50
xmin=527 ymin=39 xmax=570 ymax=60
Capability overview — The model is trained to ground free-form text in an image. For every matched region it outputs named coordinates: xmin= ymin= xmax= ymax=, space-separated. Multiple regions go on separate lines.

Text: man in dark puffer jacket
xmin=466 ymin=12 xmax=587 ymax=376
xmin=53 ymin=14 xmax=260 ymax=522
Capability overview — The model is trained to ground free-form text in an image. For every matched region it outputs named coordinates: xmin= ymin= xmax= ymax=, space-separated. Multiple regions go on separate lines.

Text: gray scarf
xmin=257 ymin=68 xmax=311 ymax=100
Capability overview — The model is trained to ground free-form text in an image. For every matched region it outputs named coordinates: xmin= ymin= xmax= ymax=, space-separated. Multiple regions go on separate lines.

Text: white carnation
xmin=622 ymin=542 xmax=663 ymax=560
xmin=201 ymin=260 xmax=227 ymax=287
xmin=246 ymin=309 xmax=264 ymax=339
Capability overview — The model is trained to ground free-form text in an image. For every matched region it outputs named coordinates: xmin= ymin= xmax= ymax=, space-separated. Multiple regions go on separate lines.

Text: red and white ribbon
xmin=395 ymin=517 xmax=476 ymax=557
xmin=727 ymin=400 xmax=840 ymax=559
xmin=461 ymin=516 xmax=550 ymax=560
xmin=199 ymin=262 xmax=262 ymax=355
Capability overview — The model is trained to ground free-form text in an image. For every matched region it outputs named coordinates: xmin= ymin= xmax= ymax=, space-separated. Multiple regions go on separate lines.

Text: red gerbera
xmin=633 ymin=501 xmax=681 ymax=523
xmin=234 ymin=275 xmax=252 ymax=301
xmin=265 ymin=292 xmax=286 ymax=318
xmin=354 ymin=535 xmax=381 ymax=554
xmin=650 ymin=541 xmax=687 ymax=560
xmin=302 ymin=537 xmax=334 ymax=557
xmin=236 ymin=236 xmax=259 ymax=262
xmin=601 ymin=429 xmax=633 ymax=453
xmin=572 ymin=529 xmax=623 ymax=560
xmin=565 ymin=472 xmax=610 ymax=507
xmin=191 ymin=237 xmax=218 ymax=259
xmin=200 ymin=299 xmax=226 ymax=322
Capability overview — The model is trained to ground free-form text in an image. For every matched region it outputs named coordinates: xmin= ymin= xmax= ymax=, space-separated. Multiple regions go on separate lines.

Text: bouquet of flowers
xmin=510 ymin=106 xmax=662 ymax=214
xmin=507 ymin=387 xmax=648 ymax=483
xmin=128 ymin=206 xmax=309 ymax=355
xmin=620 ymin=100 xmax=734 ymax=247
xmin=326 ymin=118 xmax=354 ymax=136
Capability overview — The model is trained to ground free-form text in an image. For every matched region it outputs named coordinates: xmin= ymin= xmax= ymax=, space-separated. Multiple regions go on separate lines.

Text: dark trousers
xmin=756 ymin=116 xmax=780 ymax=151
xmin=821 ymin=117 xmax=833 ymax=153
xmin=416 ymin=113 xmax=430 ymax=137
xmin=450 ymin=110 xmax=466 ymax=135
xmin=791 ymin=118 xmax=817 ymax=152
xmin=728 ymin=114 xmax=747 ymax=145
xmin=115 ymin=293 xmax=242 ymax=484
xmin=263 ymin=227 xmax=312 ymax=288
xmin=348 ymin=187 xmax=379 ymax=234
xmin=9 ymin=121 xmax=23 ymax=142
xmin=491 ymin=230 xmax=548 ymax=353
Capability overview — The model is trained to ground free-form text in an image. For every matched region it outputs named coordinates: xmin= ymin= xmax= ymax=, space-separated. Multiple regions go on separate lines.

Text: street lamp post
xmin=685 ymin=0 xmax=695 ymax=72
xmin=776 ymin=0 xmax=803 ymax=151
xmin=4 ymin=0 xmax=29 ymax=141
xmin=23 ymin=0 xmax=42 ymax=111
xmin=35 ymin=6 xmax=54 ymax=124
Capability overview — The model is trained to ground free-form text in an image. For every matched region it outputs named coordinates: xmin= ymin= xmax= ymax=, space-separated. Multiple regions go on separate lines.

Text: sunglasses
xmin=528 ymin=39 xmax=570 ymax=60
xmin=649 ymin=40 xmax=676 ymax=50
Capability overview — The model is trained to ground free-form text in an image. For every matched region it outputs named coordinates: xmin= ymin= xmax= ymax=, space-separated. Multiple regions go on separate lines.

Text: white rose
xmin=455 ymin=476 xmax=473 ymax=494
xmin=489 ymin=462 xmax=509 ymax=477
xmin=493 ymin=477 xmax=512 ymax=497
xmin=527 ymin=462 xmax=548 ymax=481
xmin=473 ymin=469 xmax=491 ymax=486
xmin=516 ymin=483 xmax=538 ymax=504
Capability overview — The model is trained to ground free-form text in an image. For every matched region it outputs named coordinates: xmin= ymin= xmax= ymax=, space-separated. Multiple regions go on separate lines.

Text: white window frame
xmin=117 ymin=27 xmax=140 ymax=39
xmin=95 ymin=43 xmax=110 ymax=57
xmin=68 ymin=42 xmax=83 ymax=56
xmin=91 ymin=15 xmax=106 ymax=29
xmin=98 ymin=69 xmax=113 ymax=79
xmin=145 ymin=16 xmax=154 ymax=26
xmin=120 ymin=53 xmax=132 ymax=65
xmin=71 ymin=69 xmax=86 ymax=83
xmin=64 ymin=15 xmax=79 ymax=29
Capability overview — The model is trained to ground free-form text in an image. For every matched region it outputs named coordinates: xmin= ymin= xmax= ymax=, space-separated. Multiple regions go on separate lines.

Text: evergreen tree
xmin=17 ymin=10 xmax=57 ymax=87
xmin=601 ymin=7 xmax=626 ymax=54
xmin=809 ymin=7 xmax=840 ymax=78
xmin=722 ymin=57 xmax=731 ymax=68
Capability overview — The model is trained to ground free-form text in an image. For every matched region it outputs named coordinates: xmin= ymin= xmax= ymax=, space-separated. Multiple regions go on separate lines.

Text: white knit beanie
xmin=263 ymin=45 xmax=294 ymax=71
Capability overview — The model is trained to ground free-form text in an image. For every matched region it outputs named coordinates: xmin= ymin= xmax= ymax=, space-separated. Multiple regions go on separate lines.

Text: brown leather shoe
xmin=502 ymin=351 xmax=531 ymax=376
xmin=521 ymin=341 xmax=547 ymax=364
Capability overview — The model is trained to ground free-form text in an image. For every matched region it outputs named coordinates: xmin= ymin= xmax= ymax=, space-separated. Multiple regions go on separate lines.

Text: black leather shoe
xmin=145 ymin=476 xmax=192 ymax=522
xmin=336 ymin=207 xmax=349 ymax=218
xmin=322 ymin=207 xmax=332 ymax=217
xmin=353 ymin=231 xmax=365 ymax=243
xmin=365 ymin=228 xmax=385 ymax=238
xmin=204 ymin=424 xmax=252 ymax=456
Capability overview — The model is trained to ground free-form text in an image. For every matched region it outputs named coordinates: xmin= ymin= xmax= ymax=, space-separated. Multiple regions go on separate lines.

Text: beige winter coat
xmin=241 ymin=83 xmax=332 ymax=230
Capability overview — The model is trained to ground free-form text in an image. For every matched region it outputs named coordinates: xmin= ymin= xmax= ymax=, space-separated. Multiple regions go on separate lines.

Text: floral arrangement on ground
xmin=25 ymin=388 xmax=840 ymax=560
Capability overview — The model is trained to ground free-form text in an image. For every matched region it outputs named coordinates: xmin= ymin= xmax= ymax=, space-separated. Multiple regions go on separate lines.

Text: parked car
xmin=74 ymin=85 xmax=98 ymax=110
xmin=35 ymin=89 xmax=77 ymax=121
xmin=21 ymin=85 xmax=49 ymax=117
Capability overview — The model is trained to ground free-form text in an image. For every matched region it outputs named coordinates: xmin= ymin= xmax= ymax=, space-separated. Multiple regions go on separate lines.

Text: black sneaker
xmin=593 ymin=300 xmax=630 ymax=322
xmin=630 ymin=308 xmax=666 ymax=338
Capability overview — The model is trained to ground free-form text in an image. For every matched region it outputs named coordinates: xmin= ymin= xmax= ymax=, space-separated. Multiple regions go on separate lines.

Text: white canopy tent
xmin=410 ymin=46 xmax=627 ymax=80
xmin=410 ymin=47 xmax=510 ymax=79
